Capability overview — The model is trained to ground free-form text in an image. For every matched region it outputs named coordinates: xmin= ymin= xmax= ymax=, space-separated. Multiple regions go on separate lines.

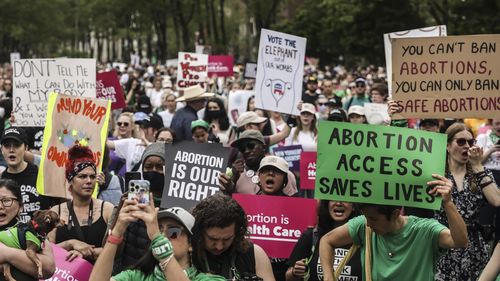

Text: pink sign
xmin=208 ymin=55 xmax=234 ymax=77
xmin=41 ymin=244 xmax=93 ymax=281
xmin=233 ymin=194 xmax=317 ymax=258
xmin=96 ymin=70 xmax=126 ymax=109
xmin=300 ymin=152 xmax=317 ymax=190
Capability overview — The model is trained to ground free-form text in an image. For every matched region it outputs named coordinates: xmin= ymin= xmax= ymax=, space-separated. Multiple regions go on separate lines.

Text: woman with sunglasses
xmin=89 ymin=200 xmax=226 ymax=281
xmin=47 ymin=144 xmax=114 ymax=263
xmin=435 ymin=122 xmax=500 ymax=281
xmin=0 ymin=179 xmax=55 ymax=280
xmin=108 ymin=112 xmax=139 ymax=177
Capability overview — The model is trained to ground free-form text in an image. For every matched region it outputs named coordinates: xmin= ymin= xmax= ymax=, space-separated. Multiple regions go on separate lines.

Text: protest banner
xmin=162 ymin=141 xmax=230 ymax=210
xmin=166 ymin=58 xmax=178 ymax=68
xmin=233 ymin=194 xmax=317 ymax=258
xmin=255 ymin=29 xmax=306 ymax=115
xmin=176 ymin=52 xmax=208 ymax=89
xmin=364 ymin=103 xmax=389 ymax=125
xmin=208 ymin=55 xmax=234 ymax=77
xmin=96 ymin=70 xmax=126 ymax=110
xmin=41 ymin=244 xmax=93 ymax=281
xmin=299 ymin=152 xmax=317 ymax=190
xmin=315 ymin=121 xmax=446 ymax=210
xmin=272 ymin=145 xmax=303 ymax=172
xmin=10 ymin=52 xmax=20 ymax=64
xmin=227 ymin=90 xmax=255 ymax=126
xmin=392 ymin=35 xmax=500 ymax=119
xmin=244 ymin=62 xmax=257 ymax=79
xmin=36 ymin=93 xmax=110 ymax=198
xmin=12 ymin=58 xmax=96 ymax=127
xmin=384 ymin=25 xmax=447 ymax=95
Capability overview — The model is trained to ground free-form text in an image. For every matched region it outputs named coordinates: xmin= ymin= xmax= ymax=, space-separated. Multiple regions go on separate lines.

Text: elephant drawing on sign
xmin=265 ymin=79 xmax=292 ymax=107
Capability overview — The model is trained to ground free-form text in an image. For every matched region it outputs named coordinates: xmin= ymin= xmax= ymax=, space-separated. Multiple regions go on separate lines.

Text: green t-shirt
xmin=348 ymin=215 xmax=446 ymax=281
xmin=112 ymin=266 xmax=226 ymax=281
xmin=0 ymin=227 xmax=41 ymax=250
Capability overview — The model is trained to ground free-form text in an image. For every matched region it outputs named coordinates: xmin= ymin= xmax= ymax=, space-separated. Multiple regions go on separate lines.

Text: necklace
xmin=378 ymin=217 xmax=407 ymax=258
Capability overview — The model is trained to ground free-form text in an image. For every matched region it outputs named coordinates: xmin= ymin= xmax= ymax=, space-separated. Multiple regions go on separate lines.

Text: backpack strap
xmin=17 ymin=224 xmax=28 ymax=250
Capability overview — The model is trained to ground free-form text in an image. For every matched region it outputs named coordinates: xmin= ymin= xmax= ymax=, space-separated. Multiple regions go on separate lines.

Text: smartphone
xmin=124 ymin=172 xmax=141 ymax=192
xmin=128 ymin=180 xmax=150 ymax=204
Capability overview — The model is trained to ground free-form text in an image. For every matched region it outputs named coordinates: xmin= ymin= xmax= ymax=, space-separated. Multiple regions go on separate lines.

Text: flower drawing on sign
xmin=57 ymin=125 xmax=91 ymax=147
xmin=265 ymin=79 xmax=291 ymax=107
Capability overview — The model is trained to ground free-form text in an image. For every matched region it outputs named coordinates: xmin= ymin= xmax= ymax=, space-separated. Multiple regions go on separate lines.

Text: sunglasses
xmin=165 ymin=226 xmax=183 ymax=239
xmin=355 ymin=83 xmax=365 ymax=88
xmin=239 ymin=141 xmax=259 ymax=151
xmin=117 ymin=122 xmax=130 ymax=127
xmin=318 ymin=102 xmax=327 ymax=106
xmin=454 ymin=138 xmax=476 ymax=147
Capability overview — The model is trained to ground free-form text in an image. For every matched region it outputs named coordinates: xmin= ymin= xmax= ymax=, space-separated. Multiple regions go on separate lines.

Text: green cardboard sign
xmin=315 ymin=121 xmax=447 ymax=210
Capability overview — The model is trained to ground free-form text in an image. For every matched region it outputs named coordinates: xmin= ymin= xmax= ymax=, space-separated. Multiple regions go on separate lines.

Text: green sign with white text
xmin=315 ymin=121 xmax=446 ymax=210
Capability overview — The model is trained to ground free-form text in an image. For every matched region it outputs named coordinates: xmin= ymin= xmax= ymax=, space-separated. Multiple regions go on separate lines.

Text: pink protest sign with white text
xmin=96 ymin=69 xmax=126 ymax=109
xmin=233 ymin=194 xmax=317 ymax=258
xmin=41 ymin=244 xmax=93 ymax=281
xmin=300 ymin=152 xmax=317 ymax=190
xmin=208 ymin=55 xmax=234 ymax=77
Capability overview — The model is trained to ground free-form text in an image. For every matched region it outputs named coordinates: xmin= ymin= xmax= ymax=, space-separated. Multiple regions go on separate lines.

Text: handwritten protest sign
xmin=272 ymin=145 xmax=303 ymax=172
xmin=364 ymin=103 xmax=389 ymax=125
xmin=256 ymin=29 xmax=306 ymax=115
xmin=384 ymin=26 xmax=447 ymax=95
xmin=244 ymin=62 xmax=257 ymax=79
xmin=208 ymin=55 xmax=234 ymax=77
xmin=36 ymin=93 xmax=110 ymax=198
xmin=315 ymin=121 xmax=446 ymax=210
xmin=162 ymin=141 xmax=229 ymax=209
xmin=392 ymin=35 xmax=500 ymax=119
xmin=234 ymin=194 xmax=316 ymax=258
xmin=299 ymin=152 xmax=316 ymax=190
xmin=227 ymin=90 xmax=255 ymax=126
xmin=96 ymin=70 xmax=126 ymax=109
xmin=176 ymin=52 xmax=208 ymax=89
xmin=41 ymin=244 xmax=93 ymax=281
xmin=12 ymin=58 xmax=96 ymax=126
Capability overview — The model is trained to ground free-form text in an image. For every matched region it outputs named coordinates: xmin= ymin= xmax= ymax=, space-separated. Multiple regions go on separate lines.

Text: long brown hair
xmin=293 ymin=113 xmax=318 ymax=142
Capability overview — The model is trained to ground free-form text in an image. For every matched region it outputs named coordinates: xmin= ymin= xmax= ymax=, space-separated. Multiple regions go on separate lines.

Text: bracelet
xmin=479 ymin=180 xmax=494 ymax=189
xmin=159 ymin=255 xmax=174 ymax=271
xmin=107 ymin=229 xmax=124 ymax=245
xmin=150 ymin=233 xmax=173 ymax=261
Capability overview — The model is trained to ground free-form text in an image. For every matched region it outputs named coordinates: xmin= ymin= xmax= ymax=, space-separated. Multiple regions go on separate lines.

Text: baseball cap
xmin=158 ymin=207 xmax=195 ymax=235
xmin=348 ymin=105 xmax=365 ymax=116
xmin=301 ymin=103 xmax=316 ymax=114
xmin=258 ymin=155 xmax=289 ymax=174
xmin=230 ymin=129 xmax=265 ymax=149
xmin=236 ymin=111 xmax=267 ymax=128
xmin=191 ymin=120 xmax=209 ymax=131
xmin=141 ymin=142 xmax=165 ymax=163
xmin=307 ymin=76 xmax=318 ymax=84
xmin=137 ymin=95 xmax=152 ymax=113
xmin=1 ymin=127 xmax=28 ymax=145
xmin=328 ymin=109 xmax=347 ymax=122
xmin=135 ymin=113 xmax=164 ymax=130
xmin=354 ymin=77 xmax=367 ymax=86
xmin=327 ymin=97 xmax=342 ymax=108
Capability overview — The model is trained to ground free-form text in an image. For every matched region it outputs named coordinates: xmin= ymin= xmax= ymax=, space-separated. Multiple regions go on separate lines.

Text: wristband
xmin=107 ymin=229 xmax=124 ymax=245
xmin=150 ymin=233 xmax=173 ymax=261
xmin=159 ymin=255 xmax=174 ymax=271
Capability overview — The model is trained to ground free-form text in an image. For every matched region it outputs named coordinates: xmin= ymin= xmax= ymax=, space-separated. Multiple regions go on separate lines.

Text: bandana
xmin=66 ymin=161 xmax=96 ymax=182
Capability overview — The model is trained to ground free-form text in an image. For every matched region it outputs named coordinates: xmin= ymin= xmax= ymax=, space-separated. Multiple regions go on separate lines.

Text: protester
xmin=90 ymin=203 xmax=226 ymax=281
xmin=191 ymin=120 xmax=210 ymax=144
xmin=171 ymin=85 xmax=214 ymax=141
xmin=316 ymin=95 xmax=330 ymax=120
xmin=319 ymin=173 xmax=468 ymax=281
xmin=369 ymin=83 xmax=388 ymax=104
xmin=155 ymin=127 xmax=176 ymax=143
xmin=191 ymin=193 xmax=275 ymax=280
xmin=286 ymin=200 xmax=361 ymax=281
xmin=219 ymin=130 xmax=297 ymax=196
xmin=284 ymin=103 xmax=317 ymax=152
xmin=147 ymin=76 xmax=165 ymax=110
xmin=302 ymin=76 xmax=319 ymax=105
xmin=156 ymin=92 xmax=177 ymax=128
xmin=435 ymin=122 xmax=500 ymax=281
xmin=97 ymin=146 xmax=124 ymax=206
xmin=419 ymin=119 xmax=441 ymax=133
xmin=477 ymin=242 xmax=500 ymax=281
xmin=343 ymin=77 xmax=371 ymax=111
xmin=109 ymin=112 xmax=138 ymax=176
xmin=236 ymin=111 xmax=291 ymax=147
xmin=203 ymin=97 xmax=235 ymax=146
xmin=48 ymin=144 xmax=114 ymax=263
xmin=347 ymin=105 xmax=367 ymax=124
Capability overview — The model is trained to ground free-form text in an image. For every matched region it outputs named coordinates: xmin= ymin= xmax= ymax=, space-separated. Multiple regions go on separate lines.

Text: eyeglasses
xmin=0 ymin=197 xmax=18 ymax=207
xmin=454 ymin=138 xmax=476 ymax=147
xmin=76 ymin=173 xmax=97 ymax=180
xmin=117 ymin=122 xmax=130 ymax=127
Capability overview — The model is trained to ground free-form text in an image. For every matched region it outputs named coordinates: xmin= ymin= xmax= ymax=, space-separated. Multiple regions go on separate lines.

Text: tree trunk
xmin=220 ymin=0 xmax=226 ymax=47
xmin=210 ymin=0 xmax=219 ymax=47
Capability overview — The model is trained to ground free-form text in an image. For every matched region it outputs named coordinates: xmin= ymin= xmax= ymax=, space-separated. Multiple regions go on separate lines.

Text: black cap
xmin=1 ymin=127 xmax=28 ymax=145
xmin=307 ymin=76 xmax=318 ymax=84
xmin=137 ymin=95 xmax=152 ymax=114
xmin=328 ymin=109 xmax=347 ymax=122
xmin=135 ymin=113 xmax=164 ymax=130
xmin=327 ymin=97 xmax=342 ymax=108
xmin=420 ymin=119 xmax=439 ymax=127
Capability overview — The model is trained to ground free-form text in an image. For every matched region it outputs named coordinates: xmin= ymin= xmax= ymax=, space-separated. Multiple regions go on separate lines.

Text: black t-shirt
xmin=287 ymin=228 xmax=362 ymax=281
xmin=1 ymin=163 xmax=52 ymax=223
xmin=204 ymin=243 xmax=256 ymax=279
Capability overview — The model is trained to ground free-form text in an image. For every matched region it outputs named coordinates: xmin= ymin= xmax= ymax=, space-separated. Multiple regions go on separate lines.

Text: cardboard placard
xmin=12 ymin=58 xmax=96 ymax=127
xmin=227 ymin=90 xmax=255 ymax=126
xmin=244 ymin=62 xmax=257 ymax=79
xmin=41 ymin=244 xmax=93 ymax=281
xmin=208 ymin=55 xmax=234 ymax=77
xmin=392 ymin=35 xmax=500 ymax=119
xmin=384 ymin=26 xmax=447 ymax=95
xmin=299 ymin=152 xmax=317 ymax=190
xmin=36 ymin=93 xmax=110 ymax=198
xmin=233 ymin=194 xmax=317 ymax=258
xmin=315 ymin=121 xmax=446 ymax=210
xmin=96 ymin=70 xmax=126 ymax=110
xmin=161 ymin=141 xmax=230 ymax=210
xmin=271 ymin=145 xmax=303 ymax=172
xmin=364 ymin=103 xmax=389 ymax=125
xmin=176 ymin=52 xmax=208 ymax=89
xmin=255 ymin=29 xmax=306 ymax=115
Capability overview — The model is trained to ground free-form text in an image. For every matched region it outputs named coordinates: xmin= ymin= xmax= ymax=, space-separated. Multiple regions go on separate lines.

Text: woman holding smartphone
xmin=47 ymin=144 xmax=114 ymax=263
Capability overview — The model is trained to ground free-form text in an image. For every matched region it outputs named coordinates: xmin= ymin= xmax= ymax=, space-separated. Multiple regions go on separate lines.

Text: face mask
xmin=205 ymin=110 xmax=225 ymax=120
xmin=142 ymin=171 xmax=165 ymax=194
xmin=319 ymin=105 xmax=328 ymax=113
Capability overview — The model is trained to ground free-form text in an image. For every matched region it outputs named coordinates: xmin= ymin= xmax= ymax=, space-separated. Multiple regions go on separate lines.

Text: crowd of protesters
xmin=0 ymin=59 xmax=498 ymax=281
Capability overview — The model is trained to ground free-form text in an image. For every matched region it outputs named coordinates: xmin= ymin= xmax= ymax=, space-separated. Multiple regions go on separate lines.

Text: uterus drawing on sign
xmin=265 ymin=79 xmax=291 ymax=107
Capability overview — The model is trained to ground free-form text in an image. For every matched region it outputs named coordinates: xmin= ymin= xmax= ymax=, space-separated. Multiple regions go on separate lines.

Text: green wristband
xmin=150 ymin=233 xmax=173 ymax=260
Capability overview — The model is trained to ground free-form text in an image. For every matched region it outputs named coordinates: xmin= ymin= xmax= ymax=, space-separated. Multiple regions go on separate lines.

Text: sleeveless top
xmin=55 ymin=200 xmax=107 ymax=248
